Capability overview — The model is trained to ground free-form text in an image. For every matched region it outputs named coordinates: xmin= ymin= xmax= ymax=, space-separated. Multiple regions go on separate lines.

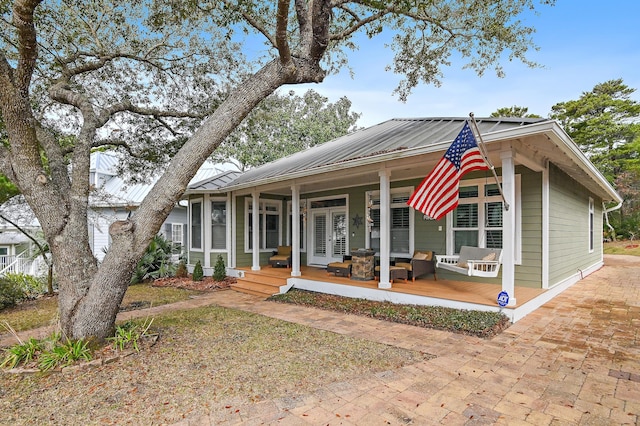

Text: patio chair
xmin=269 ymin=245 xmax=292 ymax=268
xmin=395 ymin=251 xmax=437 ymax=282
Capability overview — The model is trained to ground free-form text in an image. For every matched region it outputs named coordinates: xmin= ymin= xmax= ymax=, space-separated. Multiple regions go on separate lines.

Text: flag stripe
xmin=407 ymin=122 xmax=489 ymax=220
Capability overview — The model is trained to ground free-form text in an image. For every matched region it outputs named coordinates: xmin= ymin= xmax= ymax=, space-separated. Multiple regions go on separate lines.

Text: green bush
xmin=213 ymin=255 xmax=226 ymax=281
xmin=131 ymin=235 xmax=179 ymax=284
xmin=192 ymin=260 xmax=203 ymax=282
xmin=0 ymin=274 xmax=28 ymax=310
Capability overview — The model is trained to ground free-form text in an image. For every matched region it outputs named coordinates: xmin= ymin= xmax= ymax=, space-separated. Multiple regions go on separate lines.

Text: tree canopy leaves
xmin=212 ymin=89 xmax=361 ymax=171
xmin=0 ymin=0 xmax=555 ymax=340
xmin=550 ymin=79 xmax=640 ymax=181
xmin=490 ymin=105 xmax=542 ymax=118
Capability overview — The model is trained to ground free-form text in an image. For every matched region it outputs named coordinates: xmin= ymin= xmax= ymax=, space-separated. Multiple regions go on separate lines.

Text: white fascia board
xmin=487 ymin=121 xmax=621 ymax=203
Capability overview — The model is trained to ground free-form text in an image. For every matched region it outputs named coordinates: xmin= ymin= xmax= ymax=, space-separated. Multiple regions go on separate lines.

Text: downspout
xmin=603 ymin=201 xmax=623 ymax=241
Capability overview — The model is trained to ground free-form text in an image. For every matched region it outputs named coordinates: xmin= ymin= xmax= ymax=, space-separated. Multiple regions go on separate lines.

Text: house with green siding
xmin=183 ymin=117 xmax=621 ymax=322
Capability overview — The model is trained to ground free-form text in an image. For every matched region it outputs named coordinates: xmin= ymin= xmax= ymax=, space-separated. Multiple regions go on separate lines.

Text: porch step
xmin=232 ymin=270 xmax=290 ymax=298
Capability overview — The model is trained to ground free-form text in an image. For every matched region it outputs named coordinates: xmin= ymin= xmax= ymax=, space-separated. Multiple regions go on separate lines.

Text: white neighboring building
xmin=89 ymin=151 xmax=229 ymax=261
xmin=0 ymin=208 xmax=45 ymax=276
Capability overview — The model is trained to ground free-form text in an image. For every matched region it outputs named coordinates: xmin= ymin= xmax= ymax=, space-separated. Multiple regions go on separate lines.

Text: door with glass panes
xmin=309 ymin=208 xmax=347 ymax=265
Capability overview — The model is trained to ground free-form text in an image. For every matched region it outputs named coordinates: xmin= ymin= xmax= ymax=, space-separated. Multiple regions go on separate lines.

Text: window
xmin=190 ymin=199 xmax=203 ymax=250
xmin=171 ymin=223 xmax=184 ymax=245
xmin=246 ymin=199 xmax=281 ymax=251
xmin=211 ymin=200 xmax=227 ymax=250
xmin=164 ymin=223 xmax=184 ymax=246
xmin=367 ymin=189 xmax=412 ymax=256
xmin=451 ymin=180 xmax=510 ymax=254
xmin=588 ymin=198 xmax=594 ymax=252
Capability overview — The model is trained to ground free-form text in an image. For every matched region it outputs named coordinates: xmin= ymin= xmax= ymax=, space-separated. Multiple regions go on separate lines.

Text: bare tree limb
xmin=276 ymin=0 xmax=292 ymax=66
xmin=13 ymin=0 xmax=42 ymax=94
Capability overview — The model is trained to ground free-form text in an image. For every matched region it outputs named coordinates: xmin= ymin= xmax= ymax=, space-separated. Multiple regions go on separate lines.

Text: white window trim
xmin=209 ymin=197 xmax=228 ymax=252
xmin=189 ymin=198 xmax=204 ymax=252
xmin=588 ymin=197 xmax=595 ymax=253
xmin=446 ymin=176 xmax=522 ymax=264
xmin=171 ymin=223 xmax=184 ymax=245
xmin=244 ymin=198 xmax=282 ymax=253
xmin=366 ymin=186 xmax=414 ymax=258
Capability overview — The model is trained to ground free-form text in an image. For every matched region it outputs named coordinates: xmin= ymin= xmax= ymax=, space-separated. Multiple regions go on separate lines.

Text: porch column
xmin=203 ymin=194 xmax=211 ymax=269
xmin=228 ymin=192 xmax=236 ymax=269
xmin=291 ymin=185 xmax=302 ymax=277
xmin=378 ymin=170 xmax=391 ymax=289
xmin=251 ymin=189 xmax=261 ymax=271
xmin=500 ymin=150 xmax=516 ymax=306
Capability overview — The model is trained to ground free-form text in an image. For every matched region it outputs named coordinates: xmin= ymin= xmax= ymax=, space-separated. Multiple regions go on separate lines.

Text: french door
xmin=309 ymin=208 xmax=347 ymax=265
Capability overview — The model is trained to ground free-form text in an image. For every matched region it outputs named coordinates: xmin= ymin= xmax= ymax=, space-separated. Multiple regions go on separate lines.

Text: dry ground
xmin=0 ymin=305 xmax=433 ymax=425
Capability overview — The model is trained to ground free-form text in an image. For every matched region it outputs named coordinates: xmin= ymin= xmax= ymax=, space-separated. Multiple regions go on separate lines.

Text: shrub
xmin=213 ymin=255 xmax=226 ymax=281
xmin=192 ymin=260 xmax=204 ymax=282
xmin=175 ymin=261 xmax=188 ymax=278
xmin=131 ymin=235 xmax=179 ymax=284
xmin=0 ymin=275 xmax=27 ymax=310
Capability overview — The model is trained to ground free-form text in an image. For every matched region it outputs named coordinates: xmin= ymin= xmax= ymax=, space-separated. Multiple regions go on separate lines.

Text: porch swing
xmin=434 ymin=114 xmax=505 ymax=279
xmin=435 ymin=246 xmax=503 ymax=277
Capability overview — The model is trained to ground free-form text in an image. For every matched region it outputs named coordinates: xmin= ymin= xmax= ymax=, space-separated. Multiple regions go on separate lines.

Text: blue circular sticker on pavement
xmin=497 ymin=291 xmax=510 ymax=307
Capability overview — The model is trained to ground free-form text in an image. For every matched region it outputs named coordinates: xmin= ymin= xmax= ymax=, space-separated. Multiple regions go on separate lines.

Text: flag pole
xmin=469 ymin=112 xmax=509 ymax=211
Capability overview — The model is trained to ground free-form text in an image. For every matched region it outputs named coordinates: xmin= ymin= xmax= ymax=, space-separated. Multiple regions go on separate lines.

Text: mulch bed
xmin=151 ymin=276 xmax=236 ymax=291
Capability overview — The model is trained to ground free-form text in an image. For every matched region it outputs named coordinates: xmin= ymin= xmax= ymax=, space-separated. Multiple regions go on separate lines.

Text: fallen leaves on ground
xmin=1 ymin=305 xmax=432 ymax=425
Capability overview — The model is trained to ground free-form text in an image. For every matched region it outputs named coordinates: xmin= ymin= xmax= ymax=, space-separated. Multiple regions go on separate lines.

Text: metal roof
xmin=228 ymin=117 xmax=544 ymax=188
xmin=187 ymin=170 xmax=242 ymax=193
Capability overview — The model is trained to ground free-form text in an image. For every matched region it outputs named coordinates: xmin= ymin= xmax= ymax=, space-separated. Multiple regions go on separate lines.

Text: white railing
xmin=0 ymin=251 xmax=42 ymax=276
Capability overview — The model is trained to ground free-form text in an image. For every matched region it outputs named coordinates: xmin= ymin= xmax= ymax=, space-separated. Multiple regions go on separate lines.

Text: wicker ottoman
xmin=374 ymin=265 xmax=408 ymax=283
xmin=327 ymin=261 xmax=352 ymax=277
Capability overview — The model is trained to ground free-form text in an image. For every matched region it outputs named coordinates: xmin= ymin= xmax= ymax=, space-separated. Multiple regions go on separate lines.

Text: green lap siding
xmin=516 ymin=167 xmax=543 ymax=288
xmin=548 ymin=164 xmax=602 ymax=286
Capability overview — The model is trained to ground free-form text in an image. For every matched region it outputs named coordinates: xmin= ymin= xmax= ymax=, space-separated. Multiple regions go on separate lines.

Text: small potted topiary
xmin=192 ymin=260 xmax=203 ymax=282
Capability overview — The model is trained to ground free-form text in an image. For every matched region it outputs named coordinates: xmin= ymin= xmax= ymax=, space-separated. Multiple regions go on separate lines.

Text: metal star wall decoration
xmin=352 ymin=213 xmax=363 ymax=229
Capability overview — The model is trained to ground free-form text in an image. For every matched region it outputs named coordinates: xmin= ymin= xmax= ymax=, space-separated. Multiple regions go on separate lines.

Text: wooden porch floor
xmin=238 ymin=265 xmax=545 ymax=308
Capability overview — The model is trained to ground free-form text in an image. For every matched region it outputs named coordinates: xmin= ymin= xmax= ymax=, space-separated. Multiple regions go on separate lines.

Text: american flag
xmin=407 ymin=122 xmax=489 ymax=220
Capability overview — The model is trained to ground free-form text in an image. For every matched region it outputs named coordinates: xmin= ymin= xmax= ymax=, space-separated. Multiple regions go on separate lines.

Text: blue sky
xmin=291 ymin=2 xmax=640 ymax=128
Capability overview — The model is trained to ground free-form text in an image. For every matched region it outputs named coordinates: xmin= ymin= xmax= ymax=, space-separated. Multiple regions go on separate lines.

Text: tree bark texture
xmin=0 ymin=0 xmax=329 ymax=340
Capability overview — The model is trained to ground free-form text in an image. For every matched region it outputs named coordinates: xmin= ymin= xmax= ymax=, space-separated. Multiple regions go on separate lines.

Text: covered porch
xmin=232 ymin=265 xmax=547 ymax=322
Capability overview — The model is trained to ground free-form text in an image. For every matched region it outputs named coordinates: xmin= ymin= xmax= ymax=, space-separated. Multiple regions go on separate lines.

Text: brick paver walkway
xmin=174 ymin=255 xmax=640 ymax=425
xmin=3 ymin=255 xmax=639 ymax=425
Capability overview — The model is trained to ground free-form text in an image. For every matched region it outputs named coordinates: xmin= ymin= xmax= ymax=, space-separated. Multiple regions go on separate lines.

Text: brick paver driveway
xmin=180 ymin=255 xmax=639 ymax=425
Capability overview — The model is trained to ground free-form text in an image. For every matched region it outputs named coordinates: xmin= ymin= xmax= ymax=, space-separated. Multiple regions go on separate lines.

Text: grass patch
xmin=269 ymin=289 xmax=510 ymax=338
xmin=0 ymin=306 xmax=432 ymax=425
xmin=604 ymin=240 xmax=640 ymax=256
xmin=0 ymin=283 xmax=199 ymax=333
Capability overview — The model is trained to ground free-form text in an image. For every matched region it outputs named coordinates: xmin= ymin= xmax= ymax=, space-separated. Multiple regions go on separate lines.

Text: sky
xmin=290 ymin=1 xmax=640 ymax=128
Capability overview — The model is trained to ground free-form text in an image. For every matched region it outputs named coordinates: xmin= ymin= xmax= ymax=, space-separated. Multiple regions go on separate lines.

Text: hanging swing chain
xmin=469 ymin=112 xmax=510 ymax=211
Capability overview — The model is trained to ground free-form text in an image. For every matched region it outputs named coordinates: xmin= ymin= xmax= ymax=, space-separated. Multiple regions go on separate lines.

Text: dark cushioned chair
xmin=395 ymin=251 xmax=437 ymax=281
xmin=269 ymin=245 xmax=292 ymax=268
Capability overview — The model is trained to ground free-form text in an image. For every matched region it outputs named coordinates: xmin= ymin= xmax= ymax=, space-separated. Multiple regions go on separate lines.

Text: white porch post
xmin=251 ymin=189 xmax=261 ymax=271
xmin=500 ymin=150 xmax=516 ymax=306
xmin=228 ymin=192 xmax=235 ymax=269
xmin=203 ymin=194 xmax=211 ymax=270
xmin=378 ymin=170 xmax=391 ymax=289
xmin=291 ymin=185 xmax=302 ymax=277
